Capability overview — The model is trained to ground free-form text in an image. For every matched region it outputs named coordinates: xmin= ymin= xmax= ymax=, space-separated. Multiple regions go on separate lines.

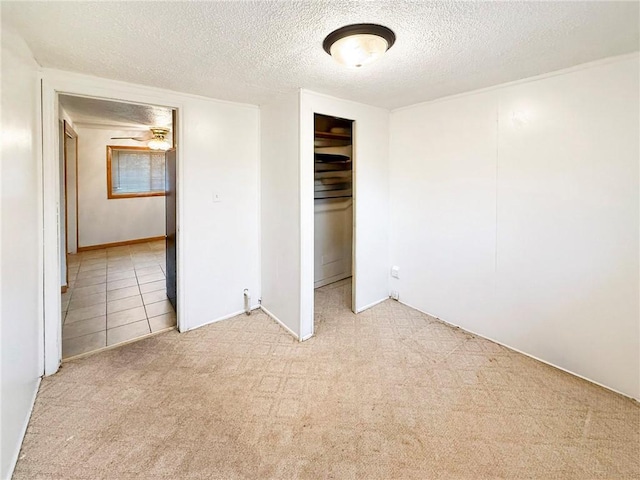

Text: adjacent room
xmin=1 ymin=1 xmax=638 ymax=479
xmin=57 ymin=95 xmax=177 ymax=358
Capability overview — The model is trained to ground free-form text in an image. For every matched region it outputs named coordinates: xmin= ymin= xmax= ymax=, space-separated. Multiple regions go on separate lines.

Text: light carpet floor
xmin=14 ymin=279 xmax=640 ymax=479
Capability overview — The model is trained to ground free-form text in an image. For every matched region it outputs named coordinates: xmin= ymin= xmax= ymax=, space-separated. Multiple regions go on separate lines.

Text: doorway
xmin=56 ymin=94 xmax=178 ymax=359
xmin=60 ymin=120 xmax=78 ymax=294
xmin=313 ymin=113 xmax=355 ymax=328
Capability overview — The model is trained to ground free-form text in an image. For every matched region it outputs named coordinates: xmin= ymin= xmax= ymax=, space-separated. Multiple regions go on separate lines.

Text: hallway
xmin=62 ymin=240 xmax=176 ymax=358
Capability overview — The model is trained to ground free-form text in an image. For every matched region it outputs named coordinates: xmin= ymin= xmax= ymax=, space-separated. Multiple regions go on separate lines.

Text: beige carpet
xmin=14 ymin=279 xmax=640 ymax=479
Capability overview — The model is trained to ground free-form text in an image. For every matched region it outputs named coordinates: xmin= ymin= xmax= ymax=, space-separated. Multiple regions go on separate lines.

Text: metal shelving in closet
xmin=314 ymin=129 xmax=353 ymax=199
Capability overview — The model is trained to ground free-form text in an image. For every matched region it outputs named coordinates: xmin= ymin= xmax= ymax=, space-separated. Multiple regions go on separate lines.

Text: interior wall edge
xmin=260 ymin=305 xmax=300 ymax=341
xmin=355 ymin=296 xmax=389 ymax=314
xmin=259 ymin=90 xmax=302 ymax=338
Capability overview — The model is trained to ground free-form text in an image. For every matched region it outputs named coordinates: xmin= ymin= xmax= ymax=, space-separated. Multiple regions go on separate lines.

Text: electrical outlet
xmin=390 ymin=290 xmax=399 ymax=300
xmin=391 ymin=266 xmax=400 ymax=279
xmin=213 ymin=192 xmax=221 ymax=203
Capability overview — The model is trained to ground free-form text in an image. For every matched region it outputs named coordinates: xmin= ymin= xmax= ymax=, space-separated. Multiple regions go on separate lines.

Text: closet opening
xmin=313 ymin=113 xmax=355 ymax=317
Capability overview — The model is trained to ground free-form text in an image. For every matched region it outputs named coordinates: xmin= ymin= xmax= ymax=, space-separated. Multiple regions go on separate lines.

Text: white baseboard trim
xmin=314 ymin=272 xmax=351 ymax=289
xmin=5 ymin=376 xmax=41 ymax=480
xmin=184 ymin=305 xmax=261 ymax=332
xmin=356 ymin=296 xmax=388 ymax=313
xmin=398 ymin=299 xmax=639 ymax=402
xmin=260 ymin=305 xmax=300 ymax=341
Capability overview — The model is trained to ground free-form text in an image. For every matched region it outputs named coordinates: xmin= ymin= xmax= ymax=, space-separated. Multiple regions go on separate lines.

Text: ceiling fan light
xmin=323 ymin=24 xmax=395 ymax=68
xmin=148 ymin=137 xmax=171 ymax=151
xmin=148 ymin=127 xmax=171 ymax=151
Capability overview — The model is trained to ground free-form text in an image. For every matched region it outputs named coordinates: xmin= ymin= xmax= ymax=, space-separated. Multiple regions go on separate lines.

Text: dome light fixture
xmin=323 ymin=23 xmax=396 ymax=68
xmin=147 ymin=127 xmax=171 ymax=151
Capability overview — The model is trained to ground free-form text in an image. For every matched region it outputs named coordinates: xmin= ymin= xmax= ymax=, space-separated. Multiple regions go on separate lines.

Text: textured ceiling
xmin=3 ymin=1 xmax=639 ymax=109
xmin=59 ymin=94 xmax=173 ymax=129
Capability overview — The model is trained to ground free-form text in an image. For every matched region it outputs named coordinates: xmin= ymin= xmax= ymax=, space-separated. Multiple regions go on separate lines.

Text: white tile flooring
xmin=61 ymin=240 xmax=176 ymax=359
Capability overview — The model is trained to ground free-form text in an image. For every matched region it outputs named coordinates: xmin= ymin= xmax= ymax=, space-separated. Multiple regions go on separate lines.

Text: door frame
xmin=41 ymin=71 xmax=185 ymax=376
xmin=63 ymin=120 xmax=79 ymax=256
xmin=59 ymin=120 xmax=78 ymax=293
xmin=299 ymin=93 xmax=359 ymax=340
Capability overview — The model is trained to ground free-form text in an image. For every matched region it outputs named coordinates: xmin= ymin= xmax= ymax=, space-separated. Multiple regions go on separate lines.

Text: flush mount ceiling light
xmin=323 ymin=23 xmax=396 ymax=68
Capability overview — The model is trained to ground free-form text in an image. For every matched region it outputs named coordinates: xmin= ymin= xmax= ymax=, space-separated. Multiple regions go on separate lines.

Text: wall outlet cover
xmin=391 ymin=266 xmax=400 ymax=278
xmin=390 ymin=290 xmax=399 ymax=300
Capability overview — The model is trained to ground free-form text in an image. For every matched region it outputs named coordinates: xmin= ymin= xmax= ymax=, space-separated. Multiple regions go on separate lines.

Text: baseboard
xmin=260 ymin=305 xmax=300 ymax=341
xmin=356 ymin=296 xmax=388 ymax=313
xmin=397 ymin=299 xmax=639 ymax=402
xmin=77 ymin=235 xmax=165 ymax=252
xmin=4 ymin=376 xmax=41 ymax=480
xmin=184 ymin=305 xmax=261 ymax=332
xmin=314 ymin=272 xmax=351 ymax=289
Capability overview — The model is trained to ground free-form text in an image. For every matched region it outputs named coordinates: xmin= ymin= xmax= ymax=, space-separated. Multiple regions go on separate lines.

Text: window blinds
xmin=111 ymin=150 xmax=165 ymax=194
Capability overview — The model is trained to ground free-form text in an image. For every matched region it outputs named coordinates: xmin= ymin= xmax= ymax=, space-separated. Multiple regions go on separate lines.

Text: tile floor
xmin=61 ymin=240 xmax=176 ymax=358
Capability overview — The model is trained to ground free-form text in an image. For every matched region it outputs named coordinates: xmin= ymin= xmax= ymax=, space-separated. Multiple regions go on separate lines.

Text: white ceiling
xmin=59 ymin=94 xmax=173 ymax=129
xmin=3 ymin=1 xmax=639 ymax=109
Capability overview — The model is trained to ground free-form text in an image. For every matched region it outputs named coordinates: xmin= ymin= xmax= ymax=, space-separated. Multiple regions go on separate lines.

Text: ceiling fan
xmin=111 ymin=127 xmax=171 ymax=151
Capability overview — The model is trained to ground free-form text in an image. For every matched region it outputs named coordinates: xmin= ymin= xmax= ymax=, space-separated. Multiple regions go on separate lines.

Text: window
xmin=107 ymin=146 xmax=166 ymax=199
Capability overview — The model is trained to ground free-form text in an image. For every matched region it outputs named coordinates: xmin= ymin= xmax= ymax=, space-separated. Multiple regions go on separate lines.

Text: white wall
xmin=314 ymin=198 xmax=353 ymax=288
xmin=75 ymin=127 xmax=166 ymax=247
xmin=390 ymin=55 xmax=640 ymax=399
xmin=1 ymin=28 xmax=42 ymax=480
xmin=178 ymin=97 xmax=261 ymax=328
xmin=300 ymin=90 xmax=390 ymax=338
xmin=260 ymin=92 xmax=301 ymax=337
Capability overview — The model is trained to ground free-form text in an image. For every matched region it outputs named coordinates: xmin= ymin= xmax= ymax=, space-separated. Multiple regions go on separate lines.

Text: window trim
xmin=106 ymin=145 xmax=166 ymax=199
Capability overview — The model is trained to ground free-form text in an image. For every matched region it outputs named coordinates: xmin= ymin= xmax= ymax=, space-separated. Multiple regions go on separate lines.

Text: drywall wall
xmin=300 ymin=90 xmax=390 ymax=338
xmin=314 ymin=198 xmax=353 ymax=288
xmin=75 ymin=127 xmax=165 ymax=247
xmin=260 ymin=92 xmax=301 ymax=337
xmin=390 ymin=55 xmax=640 ymax=399
xmin=1 ymin=28 xmax=42 ymax=480
xmin=177 ymin=96 xmax=261 ymax=329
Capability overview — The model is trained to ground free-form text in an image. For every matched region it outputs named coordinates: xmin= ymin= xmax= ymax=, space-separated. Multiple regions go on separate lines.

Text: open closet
xmin=314 ymin=113 xmax=354 ymax=289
